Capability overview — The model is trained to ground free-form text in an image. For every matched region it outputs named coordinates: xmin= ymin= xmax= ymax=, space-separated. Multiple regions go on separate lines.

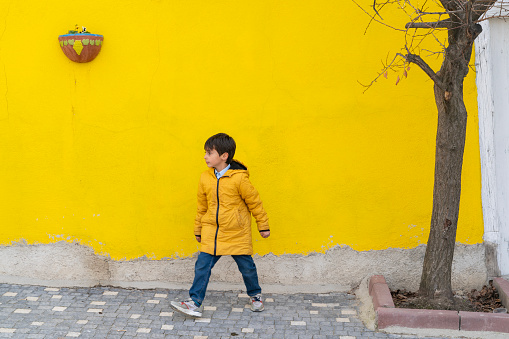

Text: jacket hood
xmin=229 ymin=159 xmax=247 ymax=171
xmin=227 ymin=160 xmax=249 ymax=177
xmin=208 ymin=159 xmax=248 ymax=177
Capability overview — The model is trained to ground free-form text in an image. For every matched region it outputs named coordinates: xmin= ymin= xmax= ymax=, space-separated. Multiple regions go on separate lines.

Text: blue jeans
xmin=189 ymin=252 xmax=262 ymax=306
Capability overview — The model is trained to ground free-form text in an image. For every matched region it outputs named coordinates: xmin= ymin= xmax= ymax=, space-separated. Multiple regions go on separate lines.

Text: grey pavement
xmin=0 ymin=282 xmax=456 ymax=338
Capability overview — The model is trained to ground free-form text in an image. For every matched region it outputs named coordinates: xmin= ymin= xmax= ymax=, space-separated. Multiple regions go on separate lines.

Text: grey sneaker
xmin=170 ymin=298 xmax=203 ymax=317
xmin=249 ymin=294 xmax=264 ymax=312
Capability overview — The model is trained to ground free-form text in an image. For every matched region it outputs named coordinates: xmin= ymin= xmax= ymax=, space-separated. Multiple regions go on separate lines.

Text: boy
xmin=170 ymin=133 xmax=270 ymax=317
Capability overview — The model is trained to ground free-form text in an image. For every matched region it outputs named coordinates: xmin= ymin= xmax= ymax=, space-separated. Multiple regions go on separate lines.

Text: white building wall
xmin=476 ymin=16 xmax=509 ymax=275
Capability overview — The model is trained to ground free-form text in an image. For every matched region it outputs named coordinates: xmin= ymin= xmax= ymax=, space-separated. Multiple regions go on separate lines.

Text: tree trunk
xmin=418 ymin=26 xmax=474 ymax=300
xmin=419 ymin=82 xmax=467 ymax=300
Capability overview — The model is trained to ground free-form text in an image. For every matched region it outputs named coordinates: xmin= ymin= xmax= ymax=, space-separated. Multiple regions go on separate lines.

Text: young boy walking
xmin=171 ymin=133 xmax=270 ymax=317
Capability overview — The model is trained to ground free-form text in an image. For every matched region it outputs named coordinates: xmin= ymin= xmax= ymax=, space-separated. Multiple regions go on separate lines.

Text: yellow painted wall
xmin=0 ymin=0 xmax=482 ymax=260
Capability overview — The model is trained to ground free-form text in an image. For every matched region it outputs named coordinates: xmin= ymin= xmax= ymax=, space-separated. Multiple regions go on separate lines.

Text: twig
xmin=373 ymin=0 xmax=384 ymax=19
xmin=359 ymin=54 xmax=404 ymax=92
xmin=352 ymin=0 xmax=407 ymax=32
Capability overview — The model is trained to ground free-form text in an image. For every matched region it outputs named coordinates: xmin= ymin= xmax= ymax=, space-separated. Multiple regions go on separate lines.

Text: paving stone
xmin=0 ymin=282 xmax=455 ymax=338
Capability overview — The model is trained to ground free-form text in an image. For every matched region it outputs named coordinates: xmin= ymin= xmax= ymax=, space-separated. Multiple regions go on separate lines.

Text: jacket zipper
xmin=214 ymin=177 xmax=220 ymax=256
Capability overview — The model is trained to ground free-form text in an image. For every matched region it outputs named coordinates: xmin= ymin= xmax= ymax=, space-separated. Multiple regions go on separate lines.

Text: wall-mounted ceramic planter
xmin=58 ymin=34 xmax=104 ymax=63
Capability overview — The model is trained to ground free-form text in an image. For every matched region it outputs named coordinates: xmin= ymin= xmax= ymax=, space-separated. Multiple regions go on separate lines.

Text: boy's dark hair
xmin=205 ymin=133 xmax=236 ymax=164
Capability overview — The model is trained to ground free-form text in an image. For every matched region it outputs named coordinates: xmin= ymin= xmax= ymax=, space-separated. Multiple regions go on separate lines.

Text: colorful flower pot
xmin=58 ymin=34 xmax=104 ymax=63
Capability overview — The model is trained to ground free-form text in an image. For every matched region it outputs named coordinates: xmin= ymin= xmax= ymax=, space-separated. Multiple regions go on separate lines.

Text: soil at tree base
xmin=391 ymin=281 xmax=505 ymax=313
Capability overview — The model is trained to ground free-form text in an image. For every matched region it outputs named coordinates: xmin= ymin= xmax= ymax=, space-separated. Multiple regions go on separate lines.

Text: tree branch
xmin=405 ymin=20 xmax=452 ymax=29
xmin=439 ymin=0 xmax=460 ymax=12
xmin=402 ymin=52 xmax=445 ymax=90
xmin=472 ymin=0 xmax=498 ymax=21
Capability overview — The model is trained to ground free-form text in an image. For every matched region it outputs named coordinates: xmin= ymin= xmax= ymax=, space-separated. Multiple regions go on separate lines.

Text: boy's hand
xmin=195 ymin=236 xmax=201 ymax=243
xmin=260 ymin=231 xmax=270 ymax=238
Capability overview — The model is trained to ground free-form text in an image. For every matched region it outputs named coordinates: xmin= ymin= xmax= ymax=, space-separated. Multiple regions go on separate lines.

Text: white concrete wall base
xmin=0 ymin=241 xmax=488 ymax=292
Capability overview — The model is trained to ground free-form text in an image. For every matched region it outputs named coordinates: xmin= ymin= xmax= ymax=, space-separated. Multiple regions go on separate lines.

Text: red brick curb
xmin=369 ymin=275 xmax=509 ymax=333
xmin=493 ymin=277 xmax=509 ymax=309
xmin=377 ymin=307 xmax=459 ymax=330
xmin=369 ymin=275 xmax=395 ymax=309
xmin=459 ymin=311 xmax=509 ymax=332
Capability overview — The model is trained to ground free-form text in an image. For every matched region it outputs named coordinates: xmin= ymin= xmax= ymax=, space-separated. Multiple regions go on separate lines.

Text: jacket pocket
xmin=236 ymin=209 xmax=243 ymax=227
xmin=201 ymin=211 xmax=215 ymax=225
xmin=236 ymin=206 xmax=250 ymax=227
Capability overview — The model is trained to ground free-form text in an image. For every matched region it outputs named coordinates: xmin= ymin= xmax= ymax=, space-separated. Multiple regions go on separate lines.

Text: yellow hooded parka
xmin=194 ymin=160 xmax=269 ymax=256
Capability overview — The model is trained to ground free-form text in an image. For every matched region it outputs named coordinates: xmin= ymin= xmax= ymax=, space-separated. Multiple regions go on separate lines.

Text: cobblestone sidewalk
xmin=0 ymin=283 xmax=452 ymax=338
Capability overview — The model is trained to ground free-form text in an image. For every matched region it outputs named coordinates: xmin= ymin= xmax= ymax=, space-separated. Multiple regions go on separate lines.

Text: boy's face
xmin=204 ymin=147 xmax=228 ymax=170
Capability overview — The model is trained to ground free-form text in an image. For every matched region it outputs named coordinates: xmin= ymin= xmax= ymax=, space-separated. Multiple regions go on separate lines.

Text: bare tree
xmin=355 ymin=0 xmax=508 ymax=303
